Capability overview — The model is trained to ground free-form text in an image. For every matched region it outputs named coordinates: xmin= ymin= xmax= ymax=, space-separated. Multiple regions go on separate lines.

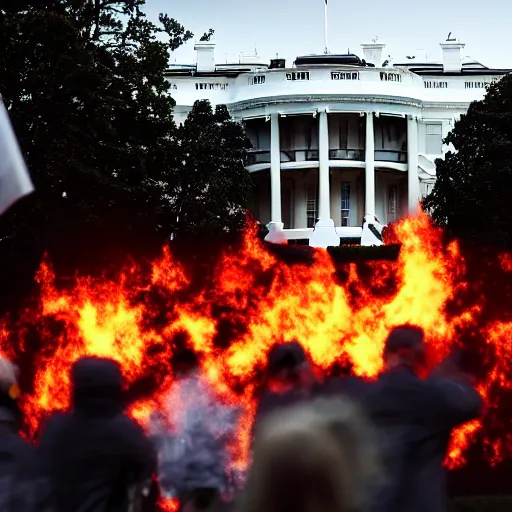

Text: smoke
xmin=149 ymin=371 xmax=243 ymax=499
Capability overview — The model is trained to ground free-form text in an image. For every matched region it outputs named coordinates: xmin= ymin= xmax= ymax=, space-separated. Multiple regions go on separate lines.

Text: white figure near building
xmin=166 ymin=35 xmax=510 ymax=248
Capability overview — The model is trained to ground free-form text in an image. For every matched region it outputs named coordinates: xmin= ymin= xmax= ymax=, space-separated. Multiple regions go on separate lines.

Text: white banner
xmin=0 ymin=97 xmax=34 ymax=216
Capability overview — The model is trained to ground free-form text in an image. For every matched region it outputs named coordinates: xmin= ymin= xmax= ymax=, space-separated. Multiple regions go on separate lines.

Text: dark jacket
xmin=0 ymin=396 xmax=35 ymax=512
xmin=37 ymin=357 xmax=156 ymax=512
xmin=365 ymin=369 xmax=482 ymax=512
xmin=315 ymin=375 xmax=371 ymax=402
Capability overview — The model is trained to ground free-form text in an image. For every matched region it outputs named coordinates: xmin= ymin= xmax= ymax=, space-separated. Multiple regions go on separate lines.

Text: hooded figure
xmin=37 ymin=357 xmax=156 ymax=512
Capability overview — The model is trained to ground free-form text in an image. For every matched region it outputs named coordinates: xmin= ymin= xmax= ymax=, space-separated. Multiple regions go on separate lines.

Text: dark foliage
xmin=171 ymin=100 xmax=253 ymax=237
xmin=423 ymin=73 xmax=512 ymax=248
xmin=199 ymin=28 xmax=215 ymax=41
xmin=0 ymin=0 xmax=190 ymax=246
xmin=0 ymin=2 xmax=253 ymax=300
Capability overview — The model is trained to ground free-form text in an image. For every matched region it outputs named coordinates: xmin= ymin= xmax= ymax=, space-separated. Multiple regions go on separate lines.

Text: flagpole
xmin=324 ymin=0 xmax=329 ymax=54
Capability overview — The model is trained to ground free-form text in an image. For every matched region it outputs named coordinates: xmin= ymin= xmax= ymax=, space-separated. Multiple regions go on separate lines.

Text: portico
xmin=258 ymin=109 xmax=421 ymax=246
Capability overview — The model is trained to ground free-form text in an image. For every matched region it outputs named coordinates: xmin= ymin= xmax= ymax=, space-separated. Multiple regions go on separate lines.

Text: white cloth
xmin=0 ymin=358 xmax=17 ymax=386
xmin=0 ymin=98 xmax=34 ymax=216
xmin=150 ymin=374 xmax=241 ymax=497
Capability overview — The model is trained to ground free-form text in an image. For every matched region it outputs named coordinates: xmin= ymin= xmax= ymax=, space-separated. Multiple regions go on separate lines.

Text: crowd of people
xmin=0 ymin=324 xmax=482 ymax=512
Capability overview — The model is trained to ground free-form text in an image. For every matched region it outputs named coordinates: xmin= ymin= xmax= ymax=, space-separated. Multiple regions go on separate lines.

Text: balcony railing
xmin=248 ymin=149 xmax=407 ymax=165
xmin=375 ymin=150 xmax=407 ymax=163
xmin=247 ymin=149 xmax=271 ymax=165
xmin=280 ymin=150 xmax=319 ymax=162
xmin=329 ymin=149 xmax=364 ymax=161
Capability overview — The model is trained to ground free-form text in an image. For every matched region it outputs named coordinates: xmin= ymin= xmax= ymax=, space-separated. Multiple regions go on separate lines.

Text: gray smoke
xmin=149 ymin=371 xmax=243 ymax=499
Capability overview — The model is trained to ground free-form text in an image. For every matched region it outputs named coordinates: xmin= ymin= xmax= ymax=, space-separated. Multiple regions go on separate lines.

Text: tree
xmin=0 ymin=1 xmax=210 ymax=257
xmin=423 ymin=73 xmax=512 ymax=248
xmin=199 ymin=29 xmax=215 ymax=42
xmin=168 ymin=100 xmax=252 ymax=238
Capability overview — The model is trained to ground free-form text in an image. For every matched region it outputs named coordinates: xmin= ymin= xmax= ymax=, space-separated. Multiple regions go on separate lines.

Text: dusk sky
xmin=143 ymin=0 xmax=510 ymax=69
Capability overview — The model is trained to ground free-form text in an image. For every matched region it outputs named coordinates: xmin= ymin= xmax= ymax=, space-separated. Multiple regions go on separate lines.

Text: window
xmin=249 ymin=75 xmax=266 ymax=85
xmin=341 ymin=182 xmax=350 ymax=226
xmin=331 ymin=71 xmax=360 ymax=80
xmin=465 ymin=81 xmax=487 ymax=89
xmin=426 ymin=123 xmax=443 ymax=155
xmin=306 ymin=185 xmax=318 ymax=228
xmin=380 ymin=72 xmax=401 ymax=82
xmin=195 ymin=83 xmax=229 ymax=90
xmin=388 ymin=184 xmax=398 ymax=222
xmin=286 ymin=71 xmax=310 ymax=81
xmin=424 ymin=81 xmax=448 ymax=89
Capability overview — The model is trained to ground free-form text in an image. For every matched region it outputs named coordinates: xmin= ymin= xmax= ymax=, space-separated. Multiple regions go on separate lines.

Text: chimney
xmin=194 ymin=41 xmax=215 ymax=73
xmin=439 ymin=39 xmax=465 ymax=73
xmin=361 ymin=42 xmax=386 ymax=67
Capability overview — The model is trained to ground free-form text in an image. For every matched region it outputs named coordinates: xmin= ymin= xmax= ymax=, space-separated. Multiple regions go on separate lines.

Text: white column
xmin=265 ymin=113 xmax=287 ymax=244
xmin=330 ymin=168 xmax=341 ymax=226
xmin=365 ymin=112 xmax=375 ymax=218
xmin=270 ymin=113 xmax=282 ymax=223
xmin=407 ymin=115 xmax=420 ymax=214
xmin=310 ymin=109 xmax=339 ymax=248
xmin=318 ymin=110 xmax=330 ymax=221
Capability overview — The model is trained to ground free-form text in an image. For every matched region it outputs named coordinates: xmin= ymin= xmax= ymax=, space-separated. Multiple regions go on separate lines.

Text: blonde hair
xmin=239 ymin=397 xmax=380 ymax=512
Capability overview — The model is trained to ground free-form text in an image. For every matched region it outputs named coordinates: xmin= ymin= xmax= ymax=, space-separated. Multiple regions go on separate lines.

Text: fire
xmin=2 ymin=210 xmax=512 ymax=500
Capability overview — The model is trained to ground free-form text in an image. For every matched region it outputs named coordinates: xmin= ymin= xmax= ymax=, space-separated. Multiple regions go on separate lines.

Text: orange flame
xmin=2 ymin=211 xmax=511 ymax=507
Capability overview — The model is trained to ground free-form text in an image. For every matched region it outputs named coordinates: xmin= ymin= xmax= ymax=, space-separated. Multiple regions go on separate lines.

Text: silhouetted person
xmin=0 ymin=358 xmax=34 ymax=511
xmin=37 ymin=357 xmax=156 ymax=512
xmin=365 ymin=325 xmax=482 ymax=512
xmin=252 ymin=341 xmax=317 ymax=443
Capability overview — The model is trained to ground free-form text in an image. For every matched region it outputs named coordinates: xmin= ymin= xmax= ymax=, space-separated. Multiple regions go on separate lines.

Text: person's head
xmin=171 ymin=348 xmax=199 ymax=379
xmin=71 ymin=357 xmax=124 ymax=416
xmin=241 ymin=397 xmax=379 ymax=512
xmin=383 ymin=324 xmax=426 ymax=374
xmin=266 ymin=342 xmax=311 ymax=389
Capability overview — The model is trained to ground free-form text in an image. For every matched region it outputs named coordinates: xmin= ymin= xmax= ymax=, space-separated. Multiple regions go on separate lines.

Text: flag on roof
xmin=0 ymin=97 xmax=34 ymax=216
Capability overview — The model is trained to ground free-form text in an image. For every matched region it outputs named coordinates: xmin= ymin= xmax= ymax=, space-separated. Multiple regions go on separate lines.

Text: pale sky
xmin=143 ymin=0 xmax=510 ymax=70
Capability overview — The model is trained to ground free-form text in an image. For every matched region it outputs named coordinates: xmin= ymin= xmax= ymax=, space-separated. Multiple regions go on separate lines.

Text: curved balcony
xmin=248 ymin=148 xmax=408 ymax=166
xmin=375 ymin=150 xmax=407 ymax=163
xmin=280 ymin=150 xmax=318 ymax=162
xmin=329 ymin=149 xmax=365 ymax=161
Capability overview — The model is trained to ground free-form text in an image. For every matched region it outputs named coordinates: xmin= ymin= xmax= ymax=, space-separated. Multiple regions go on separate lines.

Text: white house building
xmin=165 ymin=37 xmax=510 ymax=247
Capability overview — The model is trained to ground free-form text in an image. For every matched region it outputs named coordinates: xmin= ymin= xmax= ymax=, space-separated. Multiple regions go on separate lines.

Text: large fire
xmin=1 ymin=211 xmax=512 ymax=507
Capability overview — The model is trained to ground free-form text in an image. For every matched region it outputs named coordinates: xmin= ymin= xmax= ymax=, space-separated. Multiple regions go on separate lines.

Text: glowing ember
xmin=1 ymin=211 xmax=512 ymax=504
